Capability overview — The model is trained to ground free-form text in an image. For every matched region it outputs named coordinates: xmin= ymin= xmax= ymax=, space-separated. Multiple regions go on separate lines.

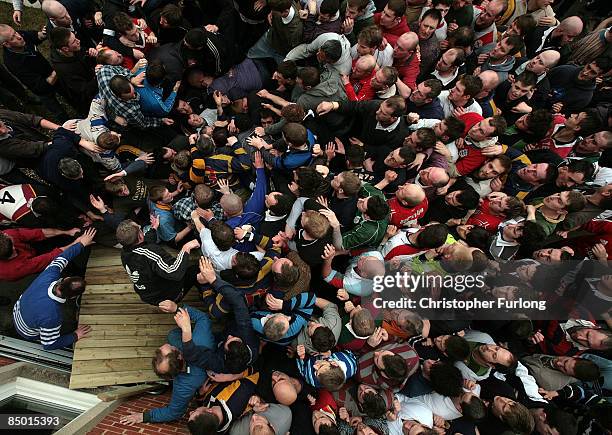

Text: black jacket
xmin=50 ymin=49 xmax=98 ymax=116
xmin=2 ymin=31 xmax=54 ymax=95
xmin=0 ymin=109 xmax=49 ymax=161
xmin=120 ymin=230 xmax=190 ymax=305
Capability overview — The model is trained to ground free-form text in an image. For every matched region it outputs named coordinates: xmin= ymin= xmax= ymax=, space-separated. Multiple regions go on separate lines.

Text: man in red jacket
xmin=0 ymin=227 xmax=81 ymax=281
xmin=373 ymin=0 xmax=410 ymax=46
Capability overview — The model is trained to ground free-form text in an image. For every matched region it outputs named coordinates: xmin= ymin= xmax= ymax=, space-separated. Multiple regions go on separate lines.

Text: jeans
xmin=247 ymin=32 xmax=286 ymax=64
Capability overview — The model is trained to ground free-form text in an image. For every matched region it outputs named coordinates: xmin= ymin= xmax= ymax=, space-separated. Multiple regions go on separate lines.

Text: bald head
xmin=398 ymin=183 xmax=426 ymax=205
xmin=475 ymin=70 xmax=500 ymax=98
xmin=539 ymin=50 xmax=560 ymax=68
xmin=356 ymin=54 xmax=376 ymax=72
xmin=42 ymin=0 xmax=72 ymax=27
xmin=398 ymin=32 xmax=419 ymax=50
xmin=273 ymin=380 xmax=298 ymax=405
xmin=220 ymin=193 xmax=243 ymax=216
xmin=0 ymin=24 xmax=12 ymax=43
xmin=555 ymin=16 xmax=583 ymax=45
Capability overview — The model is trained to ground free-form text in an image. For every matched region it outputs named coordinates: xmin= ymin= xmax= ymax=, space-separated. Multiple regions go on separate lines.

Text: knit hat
xmin=259 ymin=404 xmax=292 ymax=435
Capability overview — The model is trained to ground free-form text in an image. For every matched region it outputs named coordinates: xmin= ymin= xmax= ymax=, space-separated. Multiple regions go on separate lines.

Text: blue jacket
xmin=273 ymin=145 xmax=314 ymax=172
xmin=183 ymin=279 xmax=259 ymax=373
xmin=13 ymin=243 xmax=83 ymax=350
xmin=134 ymin=67 xmax=178 ymax=116
xmin=144 ymin=304 xmax=215 ymax=423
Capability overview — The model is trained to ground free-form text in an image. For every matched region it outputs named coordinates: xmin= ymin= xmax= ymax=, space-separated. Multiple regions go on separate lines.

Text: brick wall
xmin=88 ymin=390 xmax=190 ymax=435
xmin=0 ymin=357 xmax=16 ymax=366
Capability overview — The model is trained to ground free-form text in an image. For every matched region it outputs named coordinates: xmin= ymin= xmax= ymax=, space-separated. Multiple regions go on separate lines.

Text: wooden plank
xmin=72 ymin=347 xmax=159 ymax=361
xmin=70 ymin=370 xmax=161 ymax=389
xmin=87 ymin=255 xmax=123 ymax=268
xmin=84 ymin=274 xmax=132 ymax=285
xmin=78 ymin=314 xmax=177 ymax=325
xmin=79 ymin=304 xmax=165 ymax=315
xmin=76 ymin=337 xmax=166 ymax=349
xmin=86 ymin=324 xmax=173 ymax=337
xmin=72 ymin=358 xmax=153 ymax=375
xmin=98 ymin=384 xmax=161 ymax=402
xmin=81 ymin=293 xmax=148 ymax=304
xmin=84 ymin=284 xmax=134 ymax=294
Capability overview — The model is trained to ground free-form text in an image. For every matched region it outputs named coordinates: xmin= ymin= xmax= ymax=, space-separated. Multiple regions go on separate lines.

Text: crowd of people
xmin=0 ymin=0 xmax=611 ymax=434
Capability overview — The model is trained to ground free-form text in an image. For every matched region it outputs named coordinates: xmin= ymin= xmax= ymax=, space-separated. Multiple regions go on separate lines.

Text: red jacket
xmin=345 ymin=63 xmax=376 ymax=101
xmin=388 ymin=196 xmax=428 ymax=228
xmin=374 ymin=13 xmax=410 ymax=47
xmin=466 ymin=199 xmax=504 ymax=232
xmin=454 ymin=113 xmax=487 ymax=176
xmin=393 ymin=51 xmax=420 ymax=90
xmin=0 ymin=228 xmax=62 ymax=281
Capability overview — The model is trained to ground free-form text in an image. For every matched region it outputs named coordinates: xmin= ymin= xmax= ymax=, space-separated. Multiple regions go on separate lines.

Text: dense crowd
xmin=0 ymin=0 xmax=611 ymax=434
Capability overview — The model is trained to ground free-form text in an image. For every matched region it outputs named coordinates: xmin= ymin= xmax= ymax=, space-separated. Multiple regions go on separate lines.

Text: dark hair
xmin=277 ymin=60 xmax=298 ymax=80
xmin=49 ymin=26 xmax=71 ymax=49
xmin=273 ymin=263 xmax=300 ymax=289
xmin=515 ymin=70 xmax=537 ymax=88
xmin=501 ymin=401 xmax=535 ymax=434
xmin=268 ymin=193 xmax=295 ymax=216
xmin=97 ymin=131 xmax=120 ymax=150
xmin=311 ymin=326 xmax=336 ymax=352
xmin=31 ymin=197 xmax=60 ymax=217
xmin=504 ymin=34 xmax=525 ymax=56
xmin=212 ymin=127 xmax=229 ymax=148
xmin=365 ymin=196 xmax=390 ymax=220
xmin=429 ymin=362 xmax=463 ymax=397
xmin=386 ymin=0 xmax=407 ymax=17
xmin=320 ymin=0 xmax=339 ymax=15
xmin=187 ymin=411 xmax=220 ymax=435
xmin=416 ymin=128 xmax=437 ymax=149
xmin=109 ymin=75 xmax=132 ymax=97
xmin=421 ymin=7 xmax=442 ymax=25
xmin=448 ymin=26 xmax=474 ymax=48
xmin=381 ymin=354 xmax=407 ymax=380
xmin=320 ymin=39 xmax=343 ymax=63
xmin=233 ymin=252 xmax=260 ymax=280
xmin=456 ymin=189 xmax=480 ymax=209
xmin=513 ymin=14 xmax=536 ymax=35
xmin=490 ymin=115 xmax=508 ymax=136
xmin=152 ymin=348 xmax=182 ymax=380
xmin=462 ymin=395 xmax=487 ymax=422
xmin=566 ymin=159 xmax=595 ymax=182
xmin=346 ymin=144 xmax=365 ymax=166
xmin=502 ymin=196 xmax=525 ymax=218
xmin=422 ymin=78 xmax=443 ymax=99
xmin=58 ymin=276 xmax=87 ymax=298
xmin=146 ymin=60 xmax=167 ymax=87
xmin=295 ymin=167 xmax=323 ymax=197
xmin=416 ymin=224 xmax=448 ymax=248
xmin=445 ymin=335 xmax=471 ymax=361
xmin=398 ymin=146 xmax=417 ymax=165
xmin=361 ymin=391 xmax=387 ymax=418
xmin=465 ymin=226 xmax=490 ymax=250
xmin=283 ymin=123 xmax=308 ymax=147
xmin=379 ymin=66 xmax=399 ymax=87
xmin=577 ymin=109 xmax=603 ymax=136
xmin=259 ymin=108 xmax=276 ymax=121
xmin=298 ymin=66 xmax=320 ymax=88
xmin=593 ymin=57 xmax=612 ymax=74
xmin=0 ymin=233 xmax=13 ymax=259
xmin=545 ymin=407 xmax=578 ymax=435
xmin=318 ymin=424 xmax=341 ymax=435
xmin=460 ymin=75 xmax=483 ymax=99
xmin=384 ymin=95 xmax=406 ymax=116
xmin=517 ymin=221 xmax=546 ymax=248
xmin=444 ymin=117 xmax=466 ymax=141
xmin=209 ymin=221 xmax=235 ymax=251
xmin=160 ymin=4 xmax=183 ymax=26
xmin=573 ymin=359 xmax=600 ymax=381
xmin=526 ymin=109 xmax=553 ymax=139
xmin=184 ymin=28 xmax=207 ymax=49
xmin=543 ymin=164 xmax=558 ymax=184
xmin=224 ymin=340 xmax=251 ymax=373
xmin=358 ymin=25 xmax=383 ymax=48
xmin=113 ymin=12 xmax=135 ymax=35
xmin=348 ymin=0 xmax=369 ymax=11
xmin=268 ymin=0 xmax=292 ymax=11
xmin=493 ymin=154 xmax=513 ymax=175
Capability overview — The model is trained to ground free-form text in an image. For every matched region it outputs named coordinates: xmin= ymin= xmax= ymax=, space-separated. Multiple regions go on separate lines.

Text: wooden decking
xmin=70 ymin=247 xmax=203 ymax=389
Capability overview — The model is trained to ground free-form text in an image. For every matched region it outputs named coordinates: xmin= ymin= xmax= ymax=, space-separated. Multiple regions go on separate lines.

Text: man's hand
xmin=538 ymin=388 xmax=559 ymax=400
xmin=434 ymin=141 xmax=452 ymax=159
xmin=64 ymin=228 xmax=81 ymax=237
xmin=120 ymin=412 xmax=144 ymax=426
xmin=172 ymin=80 xmax=181 ymax=93
xmin=13 ymin=10 xmax=22 ymax=25
xmin=197 ymin=256 xmax=216 ymax=284
xmin=89 ymin=194 xmax=106 ymax=213
xmin=94 ymin=11 xmax=104 ymax=26
xmin=511 ymin=102 xmax=532 ymax=114
xmin=247 ymin=136 xmax=265 ymax=150
xmin=386 ymin=225 xmax=398 ymax=238
xmin=266 ymin=294 xmax=283 ymax=311
xmin=181 ymin=239 xmax=200 ymax=254
xmin=254 ymin=151 xmax=264 ymax=169
xmin=76 ymin=228 xmax=96 ymax=246
xmin=366 ymin=327 xmax=389 ymax=347
xmin=452 ymin=106 xmax=466 ymax=118
xmin=322 ymin=243 xmax=336 ymax=261
xmin=337 ymin=288 xmax=349 ymax=301
xmin=159 ymin=300 xmax=178 ymax=313
xmin=80 ymin=140 xmax=103 ymax=154
xmin=147 ymin=212 xmax=159 ymax=230
xmin=592 ymin=243 xmax=608 ymax=261
xmin=136 ymin=152 xmax=155 ymax=165
xmin=87 ymin=47 xmax=98 ymax=57
xmin=146 ymin=32 xmax=158 ymax=44
xmin=384 ymin=170 xmax=398 ymax=182
xmin=217 ymin=178 xmax=232 ymax=195
xmin=316 ymin=101 xmax=335 ymax=115
xmin=75 ymin=324 xmax=92 ymax=340
xmin=481 ymin=145 xmax=503 ymax=157
xmin=174 ymin=307 xmax=192 ymax=330
xmin=319 ymin=208 xmax=340 ymax=229
xmin=341 ymin=17 xmax=354 ymax=34
xmin=490 ymin=177 xmax=504 ymax=191
xmin=162 ymin=118 xmax=174 ymax=126
xmin=254 ymin=0 xmax=266 ymax=11
xmin=204 ymin=24 xmax=219 ymax=33
xmin=477 ymin=53 xmax=490 ymax=65
xmin=407 ymin=112 xmax=419 ymax=124
xmin=538 ymin=16 xmax=556 ymax=26
xmin=552 ymin=102 xmax=563 ymax=113
xmin=296 ymin=344 xmax=306 ymax=360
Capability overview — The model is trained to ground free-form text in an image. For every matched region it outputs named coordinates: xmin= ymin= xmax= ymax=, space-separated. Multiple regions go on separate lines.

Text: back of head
xmin=445 ymin=335 xmax=470 ymax=361
xmin=268 ymin=0 xmax=292 ymax=12
xmin=429 ymin=362 xmax=463 ymax=396
xmin=416 ymin=224 xmax=448 ymax=248
xmin=352 ymin=308 xmax=375 ymax=337
xmin=113 ymin=12 xmax=135 ymax=35
xmin=462 ymin=395 xmax=486 ymax=422
xmin=311 ymin=326 xmax=336 ymax=352
xmin=96 ymin=131 xmax=120 ymax=150
xmin=502 ymin=401 xmax=535 ymax=435
xmin=361 ymin=391 xmax=387 ymax=418
xmin=574 ymin=358 xmax=600 ymax=381
xmin=209 ymin=220 xmax=235 ymax=251
xmin=264 ymin=314 xmax=288 ymax=341
xmin=41 ymin=0 xmax=64 ymax=18
xmin=49 ymin=26 xmax=71 ymax=50
xmin=317 ymin=364 xmax=346 ymax=391
xmin=281 ymin=104 xmax=305 ymax=122
xmin=58 ymin=276 xmax=87 ymax=298
xmin=461 ymin=75 xmax=483 ymax=99
xmin=303 ymin=210 xmax=331 ymax=239
xmin=365 ymin=195 xmax=390 ymax=220
xmin=221 ymin=193 xmax=243 ymax=216
xmin=282 ymin=122 xmax=308 ymax=147
xmin=233 ymin=252 xmax=260 ymax=280
xmin=58 ymin=158 xmax=82 ymax=179
xmin=161 ymin=4 xmax=183 ymax=26
xmin=224 ymin=340 xmax=252 ymax=373
xmin=146 ymin=60 xmax=167 ymax=87
xmin=381 ymin=354 xmax=408 ymax=380
xmin=298 ymin=66 xmax=321 ymax=88
xmin=320 ymin=39 xmax=343 ymax=63
xmin=194 ymin=184 xmax=214 ymax=208
xmin=320 ymin=0 xmax=340 ymax=15
xmin=545 ymin=407 xmax=578 ymax=435
xmin=109 ymin=75 xmax=132 ymax=97
xmin=277 ymin=60 xmax=298 ymax=80
xmin=184 ymin=28 xmax=207 ymax=49
xmin=187 ymin=411 xmax=220 ymax=435
xmin=116 ymin=220 xmax=140 ymax=248
xmin=387 ymin=0 xmax=407 ymax=17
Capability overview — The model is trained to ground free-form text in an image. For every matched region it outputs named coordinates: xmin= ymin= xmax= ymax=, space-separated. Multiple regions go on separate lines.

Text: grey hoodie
xmin=481 ymin=56 xmax=516 ymax=82
xmin=295 ymin=68 xmax=348 ymax=112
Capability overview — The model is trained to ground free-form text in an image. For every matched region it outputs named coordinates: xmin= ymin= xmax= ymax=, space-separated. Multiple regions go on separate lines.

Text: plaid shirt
xmin=95 ymin=65 xmax=164 ymax=130
xmin=173 ymin=195 xmax=224 ymax=222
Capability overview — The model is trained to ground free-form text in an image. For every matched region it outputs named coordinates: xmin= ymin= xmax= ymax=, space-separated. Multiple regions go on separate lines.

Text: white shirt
xmin=199 ymin=228 xmax=263 ymax=271
xmin=350 ymin=44 xmax=394 ymax=67
xmin=375 ymin=116 xmax=401 ymax=132
xmin=439 ymin=90 xmax=483 ymax=118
